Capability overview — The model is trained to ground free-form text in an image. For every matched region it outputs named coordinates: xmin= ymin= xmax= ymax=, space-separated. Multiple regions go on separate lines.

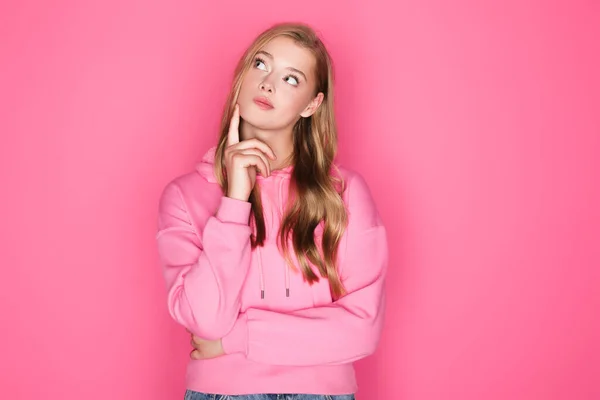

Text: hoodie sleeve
xmin=221 ymin=172 xmax=388 ymax=366
xmin=156 ymin=181 xmax=253 ymax=340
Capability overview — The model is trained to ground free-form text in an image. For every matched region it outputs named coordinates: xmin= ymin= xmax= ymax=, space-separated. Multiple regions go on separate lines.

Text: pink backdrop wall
xmin=1 ymin=1 xmax=598 ymax=399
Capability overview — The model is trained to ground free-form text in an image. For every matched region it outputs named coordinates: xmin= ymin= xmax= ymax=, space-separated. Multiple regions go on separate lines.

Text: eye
xmin=254 ymin=57 xmax=267 ymax=71
xmin=285 ymin=74 xmax=299 ymax=86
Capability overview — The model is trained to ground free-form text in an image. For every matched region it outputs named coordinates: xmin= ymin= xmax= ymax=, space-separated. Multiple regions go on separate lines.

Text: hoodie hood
xmin=196 ymin=146 xmax=219 ymax=183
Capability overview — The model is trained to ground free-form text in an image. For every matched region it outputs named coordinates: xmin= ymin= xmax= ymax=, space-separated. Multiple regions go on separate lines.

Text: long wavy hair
xmin=213 ymin=22 xmax=348 ymax=299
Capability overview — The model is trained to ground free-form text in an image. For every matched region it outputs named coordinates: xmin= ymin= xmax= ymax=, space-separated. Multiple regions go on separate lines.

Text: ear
xmin=300 ymin=92 xmax=324 ymax=118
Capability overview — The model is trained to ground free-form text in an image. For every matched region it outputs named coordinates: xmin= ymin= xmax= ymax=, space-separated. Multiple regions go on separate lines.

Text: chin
xmin=240 ymin=107 xmax=281 ymax=131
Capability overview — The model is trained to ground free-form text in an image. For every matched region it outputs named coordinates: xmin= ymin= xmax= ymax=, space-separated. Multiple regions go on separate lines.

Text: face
xmin=237 ymin=35 xmax=324 ymax=131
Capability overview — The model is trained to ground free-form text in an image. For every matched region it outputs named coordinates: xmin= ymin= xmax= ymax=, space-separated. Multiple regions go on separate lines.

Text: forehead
xmin=259 ymin=36 xmax=315 ymax=73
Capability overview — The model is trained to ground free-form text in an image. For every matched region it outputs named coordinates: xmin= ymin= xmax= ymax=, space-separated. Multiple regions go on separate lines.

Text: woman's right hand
xmin=224 ymin=104 xmax=277 ymax=202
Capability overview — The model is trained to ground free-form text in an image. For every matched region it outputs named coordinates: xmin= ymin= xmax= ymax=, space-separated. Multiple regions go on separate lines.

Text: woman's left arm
xmin=220 ymin=172 xmax=389 ymax=366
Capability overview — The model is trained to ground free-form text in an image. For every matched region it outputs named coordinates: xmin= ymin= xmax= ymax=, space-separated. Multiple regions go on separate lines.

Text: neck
xmin=240 ymin=121 xmax=294 ymax=170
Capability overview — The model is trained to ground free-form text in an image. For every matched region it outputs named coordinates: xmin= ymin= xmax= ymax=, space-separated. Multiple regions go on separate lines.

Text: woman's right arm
xmin=156 ymin=182 xmax=253 ymax=340
xmin=157 ymin=104 xmax=275 ymax=339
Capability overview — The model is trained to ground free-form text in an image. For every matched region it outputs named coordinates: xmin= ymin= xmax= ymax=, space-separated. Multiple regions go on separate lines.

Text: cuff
xmin=222 ymin=313 xmax=249 ymax=355
xmin=215 ymin=196 xmax=252 ymax=224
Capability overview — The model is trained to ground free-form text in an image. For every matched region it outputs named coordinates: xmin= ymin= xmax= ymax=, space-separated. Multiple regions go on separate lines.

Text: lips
xmin=253 ymin=96 xmax=274 ymax=110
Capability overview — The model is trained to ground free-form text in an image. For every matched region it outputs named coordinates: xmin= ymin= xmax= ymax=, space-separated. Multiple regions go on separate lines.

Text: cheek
xmin=284 ymin=89 xmax=312 ymax=113
xmin=273 ymin=96 xmax=309 ymax=125
xmin=239 ymin=81 xmax=252 ymax=98
xmin=240 ymin=73 xmax=259 ymax=94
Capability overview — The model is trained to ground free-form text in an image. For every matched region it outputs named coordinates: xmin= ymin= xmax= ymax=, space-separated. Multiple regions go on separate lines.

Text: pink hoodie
xmin=156 ymin=146 xmax=388 ymax=395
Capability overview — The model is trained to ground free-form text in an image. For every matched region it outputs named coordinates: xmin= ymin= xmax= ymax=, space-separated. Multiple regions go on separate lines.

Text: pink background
xmin=1 ymin=0 xmax=598 ymax=399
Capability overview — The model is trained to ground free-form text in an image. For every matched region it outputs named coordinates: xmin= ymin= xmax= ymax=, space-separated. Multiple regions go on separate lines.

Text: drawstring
xmin=256 ymin=174 xmax=291 ymax=299
xmin=279 ymin=177 xmax=290 ymax=298
xmin=257 ymin=247 xmax=265 ymax=299
xmin=285 ymin=264 xmax=290 ymax=297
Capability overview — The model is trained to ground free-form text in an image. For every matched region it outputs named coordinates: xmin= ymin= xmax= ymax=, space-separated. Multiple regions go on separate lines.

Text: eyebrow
xmin=256 ymin=50 xmax=308 ymax=81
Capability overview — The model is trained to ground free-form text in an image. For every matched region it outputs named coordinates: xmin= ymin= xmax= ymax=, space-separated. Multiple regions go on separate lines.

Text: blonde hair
xmin=213 ymin=22 xmax=348 ymax=299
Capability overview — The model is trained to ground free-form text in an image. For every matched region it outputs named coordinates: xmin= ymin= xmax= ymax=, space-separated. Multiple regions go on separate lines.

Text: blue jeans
xmin=184 ymin=391 xmax=356 ymax=400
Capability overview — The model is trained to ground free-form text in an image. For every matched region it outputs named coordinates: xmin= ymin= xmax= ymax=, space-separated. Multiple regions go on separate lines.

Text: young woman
xmin=156 ymin=22 xmax=388 ymax=400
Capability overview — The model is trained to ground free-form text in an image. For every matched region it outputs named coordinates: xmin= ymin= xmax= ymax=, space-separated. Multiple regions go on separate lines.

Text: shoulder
xmin=334 ymin=165 xmax=382 ymax=229
xmin=335 ymin=165 xmax=375 ymax=205
xmin=159 ymin=145 xmax=221 ymax=208
xmin=159 ymin=170 xmax=211 ymax=205
xmin=157 ymin=169 xmax=223 ymax=231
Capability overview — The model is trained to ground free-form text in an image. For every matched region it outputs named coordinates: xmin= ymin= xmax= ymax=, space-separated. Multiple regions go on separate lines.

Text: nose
xmin=259 ymin=79 xmax=274 ymax=93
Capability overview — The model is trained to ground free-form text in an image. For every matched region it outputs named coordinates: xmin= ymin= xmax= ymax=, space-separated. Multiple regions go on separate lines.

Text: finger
xmin=232 ymin=152 xmax=270 ymax=177
xmin=236 ymin=154 xmax=270 ymax=177
xmin=231 ymin=138 xmax=276 ymax=160
xmin=237 ymin=149 xmax=271 ymax=176
xmin=227 ymin=104 xmax=240 ymax=146
xmin=191 ymin=335 xmax=205 ymax=345
xmin=190 ymin=349 xmax=202 ymax=360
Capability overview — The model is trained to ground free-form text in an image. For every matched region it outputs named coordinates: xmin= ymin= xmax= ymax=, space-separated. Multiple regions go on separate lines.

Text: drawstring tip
xmin=261 ymin=290 xmax=265 ymax=299
xmin=286 ymin=288 xmax=290 ymax=297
